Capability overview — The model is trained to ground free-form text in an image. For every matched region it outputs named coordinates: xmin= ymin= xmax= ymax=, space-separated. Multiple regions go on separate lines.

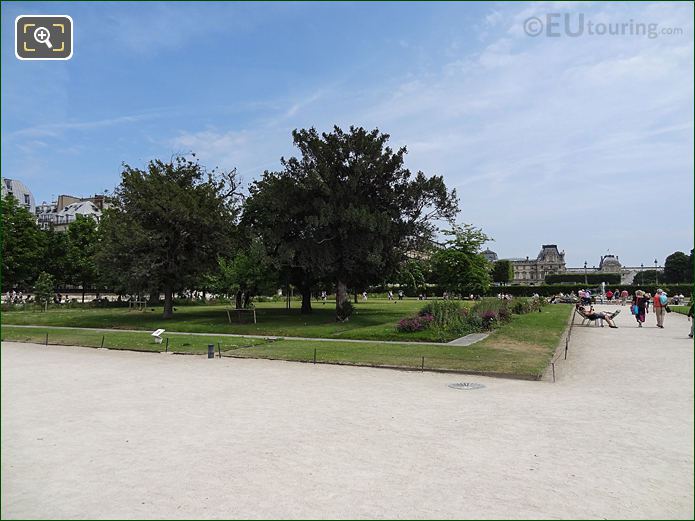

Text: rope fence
xmin=2 ymin=328 xmax=543 ymax=379
xmin=549 ymin=308 xmax=578 ymax=382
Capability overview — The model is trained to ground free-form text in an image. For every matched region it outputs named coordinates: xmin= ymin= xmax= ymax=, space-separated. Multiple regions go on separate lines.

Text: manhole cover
xmin=448 ymin=382 xmax=485 ymax=390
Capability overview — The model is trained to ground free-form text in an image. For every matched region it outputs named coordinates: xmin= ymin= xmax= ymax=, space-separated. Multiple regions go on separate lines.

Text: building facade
xmin=509 ymin=244 xmax=566 ymax=285
xmin=481 ymin=248 xmax=498 ymax=263
xmin=35 ymin=194 xmax=111 ymax=231
xmin=1 ymin=178 xmax=35 ymax=214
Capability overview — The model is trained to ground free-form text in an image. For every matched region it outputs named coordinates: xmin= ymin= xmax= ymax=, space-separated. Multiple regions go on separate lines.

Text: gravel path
xmin=1 ymin=307 xmax=692 ymax=519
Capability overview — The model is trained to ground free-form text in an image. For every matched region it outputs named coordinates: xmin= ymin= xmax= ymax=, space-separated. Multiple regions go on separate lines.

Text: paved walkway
xmin=3 ymin=323 xmax=487 ymax=347
xmin=1 ymin=307 xmax=692 ymax=519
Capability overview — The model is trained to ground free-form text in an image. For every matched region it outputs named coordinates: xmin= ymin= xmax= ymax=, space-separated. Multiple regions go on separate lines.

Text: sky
xmin=2 ymin=1 xmax=693 ymax=268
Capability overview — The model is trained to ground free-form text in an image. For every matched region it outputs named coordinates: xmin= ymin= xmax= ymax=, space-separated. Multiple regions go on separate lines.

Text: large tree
xmin=663 ymin=251 xmax=693 ymax=283
xmin=98 ymin=156 xmax=239 ymax=318
xmin=492 ymin=259 xmax=513 ymax=285
xmin=247 ymin=126 xmax=458 ymax=320
xmin=211 ymin=238 xmax=278 ymax=309
xmin=66 ymin=216 xmax=99 ymax=302
xmin=396 ymin=258 xmax=429 ymax=296
xmin=243 ymin=169 xmax=327 ymax=314
xmin=43 ymin=227 xmax=70 ymax=288
xmin=1 ymin=194 xmax=44 ymax=291
xmin=96 ymin=207 xmax=155 ymax=299
xmin=431 ymin=224 xmax=492 ymax=296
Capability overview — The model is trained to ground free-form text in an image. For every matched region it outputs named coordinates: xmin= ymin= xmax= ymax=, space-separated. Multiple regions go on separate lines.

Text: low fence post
xmin=218 ymin=342 xmax=221 ymax=359
xmin=551 ymin=361 xmax=556 ymax=382
xmin=165 ymin=337 xmax=169 ymax=352
xmin=564 ymin=336 xmax=569 ymax=360
xmin=100 ymin=335 xmax=105 ymax=348
xmin=421 ymin=356 xmax=425 ymax=371
xmin=45 ymin=332 xmax=48 ymax=346
xmin=313 ymin=348 xmax=317 ymax=364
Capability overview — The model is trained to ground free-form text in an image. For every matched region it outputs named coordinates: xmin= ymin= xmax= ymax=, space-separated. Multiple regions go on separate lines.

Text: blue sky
xmin=2 ymin=1 xmax=693 ymax=267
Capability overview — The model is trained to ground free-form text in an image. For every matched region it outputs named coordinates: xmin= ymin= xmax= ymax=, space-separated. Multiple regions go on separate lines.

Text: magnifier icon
xmin=33 ymin=26 xmax=53 ymax=49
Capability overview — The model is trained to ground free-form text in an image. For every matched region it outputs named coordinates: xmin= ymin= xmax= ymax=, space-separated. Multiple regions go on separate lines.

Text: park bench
xmin=128 ymin=300 xmax=148 ymax=312
xmin=226 ymin=308 xmax=257 ymax=324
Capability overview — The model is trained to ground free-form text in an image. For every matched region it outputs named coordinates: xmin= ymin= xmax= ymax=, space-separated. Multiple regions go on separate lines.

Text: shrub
xmin=397 ymin=300 xmax=473 ymax=336
xmin=396 ymin=313 xmax=434 ymax=332
xmin=471 ymin=298 xmax=503 ymax=316
xmin=511 ymin=299 xmax=531 ymax=315
xmin=464 ymin=313 xmax=483 ymax=331
xmin=497 ymin=306 xmax=512 ymax=323
xmin=545 ymin=273 xmax=621 ymax=285
xmin=420 ymin=300 xmax=466 ymax=330
xmin=481 ymin=310 xmax=497 ymax=330
xmin=485 ymin=283 xmax=693 ymax=298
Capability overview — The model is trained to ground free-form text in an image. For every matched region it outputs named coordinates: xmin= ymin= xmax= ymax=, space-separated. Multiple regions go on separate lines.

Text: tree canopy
xmin=67 ymin=216 xmax=99 ymax=302
xmin=245 ymin=126 xmax=459 ymax=319
xmin=663 ymin=251 xmax=693 ymax=283
xmin=2 ymin=194 xmax=44 ymax=291
xmin=431 ymin=224 xmax=492 ymax=296
xmin=492 ymin=259 xmax=513 ymax=285
xmin=97 ymin=156 xmax=240 ymax=318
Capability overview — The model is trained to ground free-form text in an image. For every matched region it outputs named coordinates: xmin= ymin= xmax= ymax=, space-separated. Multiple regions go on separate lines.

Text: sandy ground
xmin=1 ymin=307 xmax=693 ymax=519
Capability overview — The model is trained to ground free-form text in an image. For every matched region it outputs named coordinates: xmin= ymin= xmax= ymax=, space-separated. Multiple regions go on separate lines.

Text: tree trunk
xmin=243 ymin=291 xmax=251 ymax=309
xmin=235 ymin=290 xmax=243 ymax=310
xmin=149 ymin=290 xmax=160 ymax=306
xmin=82 ymin=288 xmax=85 ymax=303
xmin=336 ymin=280 xmax=348 ymax=321
xmin=300 ymin=285 xmax=312 ymax=315
xmin=163 ymin=286 xmax=174 ymax=319
xmin=354 ymin=289 xmax=358 ymax=304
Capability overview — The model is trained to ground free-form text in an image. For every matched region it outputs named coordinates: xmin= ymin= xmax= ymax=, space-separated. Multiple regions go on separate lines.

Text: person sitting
xmin=576 ymin=304 xmax=620 ymax=328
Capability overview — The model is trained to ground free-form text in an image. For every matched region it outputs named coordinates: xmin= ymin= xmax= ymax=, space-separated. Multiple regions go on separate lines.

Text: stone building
xmin=510 ymin=244 xmax=566 ymax=285
xmin=481 ymin=248 xmax=498 ymax=263
xmin=1 ymin=178 xmax=35 ymax=214
xmin=36 ymin=194 xmax=111 ymax=231
xmin=598 ymin=254 xmax=621 ymax=273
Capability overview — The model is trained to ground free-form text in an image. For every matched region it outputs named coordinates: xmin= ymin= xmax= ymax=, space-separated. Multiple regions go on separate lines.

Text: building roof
xmin=1 ymin=178 xmax=35 ymax=213
xmin=59 ymin=201 xmax=101 ymax=217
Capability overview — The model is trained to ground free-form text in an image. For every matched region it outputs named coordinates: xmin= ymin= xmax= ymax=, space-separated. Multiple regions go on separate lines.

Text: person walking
xmin=632 ymin=290 xmax=647 ymax=327
xmin=620 ymin=289 xmax=629 ymax=306
xmin=653 ymin=289 xmax=667 ymax=329
xmin=687 ymin=301 xmax=694 ymax=338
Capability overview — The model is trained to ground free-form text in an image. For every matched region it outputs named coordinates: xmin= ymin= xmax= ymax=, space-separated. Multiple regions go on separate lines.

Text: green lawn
xmin=671 ymin=305 xmax=689 ymax=316
xmin=2 ymin=304 xmax=572 ymax=379
xmin=0 ymin=326 xmax=269 ymax=354
xmin=1 ymin=299 xmax=469 ymax=342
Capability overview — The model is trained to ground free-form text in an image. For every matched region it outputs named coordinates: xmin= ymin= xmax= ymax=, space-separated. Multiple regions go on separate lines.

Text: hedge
xmin=545 ymin=273 xmax=621 ymax=285
xmin=484 ymin=283 xmax=693 ymax=297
